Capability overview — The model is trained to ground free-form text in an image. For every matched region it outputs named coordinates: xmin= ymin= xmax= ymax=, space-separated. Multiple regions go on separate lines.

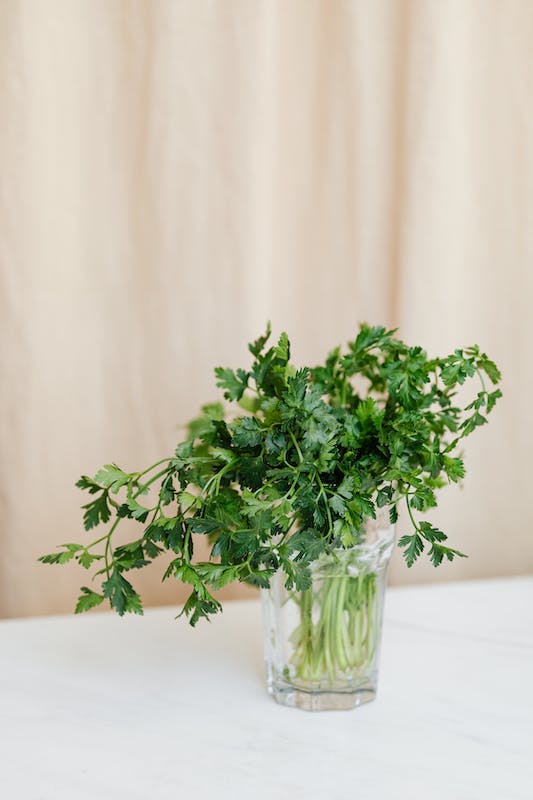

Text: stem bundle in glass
xmin=290 ymin=571 xmax=379 ymax=684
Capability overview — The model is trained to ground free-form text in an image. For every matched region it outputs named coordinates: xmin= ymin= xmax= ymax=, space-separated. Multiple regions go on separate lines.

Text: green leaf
xmin=93 ymin=464 xmax=131 ymax=493
xmin=81 ymin=492 xmax=111 ymax=531
xmin=487 ymin=388 xmax=502 ymax=413
xmin=194 ymin=563 xmax=238 ymax=589
xmin=113 ymin=540 xmax=151 ymax=570
xmin=249 ymin=322 xmax=272 ymax=357
xmin=286 ymin=529 xmax=325 ymax=562
xmin=159 ymin=473 xmax=175 ymax=505
xmin=329 ymin=493 xmax=347 ymax=516
xmin=179 ymin=591 xmax=222 ymax=626
xmin=238 ymin=394 xmax=261 ymax=414
xmin=460 ymin=412 xmax=488 ymax=436
xmin=124 ymin=592 xmax=144 ymax=614
xmin=271 ymin=498 xmax=293 ymax=531
xmin=117 ymin=496 xmax=150 ymax=523
xmin=177 ymin=491 xmax=197 ymax=512
xmin=102 ymin=570 xmax=143 ymax=616
xmin=336 ymin=476 xmax=354 ymax=499
xmin=78 ymin=550 xmax=102 ymax=569
xmin=39 ymin=544 xmax=82 ymax=565
xmin=377 ymin=486 xmax=393 ymax=508
xmin=419 ymin=521 xmax=447 ymax=543
xmin=241 ymin=568 xmax=274 ymax=589
xmin=398 ymin=532 xmax=424 ymax=567
xmin=237 ymin=455 xmax=265 ymax=490
xmin=231 ymin=529 xmax=260 ymax=559
xmin=478 ymin=355 xmax=501 ymax=384
xmin=210 ymin=529 xmax=234 ymax=559
xmin=231 ymin=416 xmax=263 ymax=449
xmin=214 ymin=367 xmax=249 ymax=401
xmin=428 ymin=542 xmax=467 ymax=567
xmin=313 ymin=504 xmax=325 ymax=527
xmin=75 ymin=475 xmax=104 ymax=494
xmin=333 ymin=518 xmax=358 ymax=547
xmin=274 ymin=331 xmax=290 ymax=363
xmin=283 ymin=560 xmax=312 ymax=592
xmin=189 ymin=517 xmax=220 ymax=534
xmin=409 ymin=487 xmax=437 ymax=511
xmin=443 ymin=456 xmax=465 ymax=483
xmin=347 ymin=496 xmax=376 ymax=519
xmin=352 ymin=324 xmax=392 ymax=353
xmin=240 ymin=488 xmax=272 ymax=516
xmin=355 ymin=397 xmax=381 ymax=427
xmin=75 ymin=587 xmax=105 ymax=614
xmin=147 ymin=515 xmax=180 ymax=531
xmin=143 ymin=539 xmax=163 ymax=558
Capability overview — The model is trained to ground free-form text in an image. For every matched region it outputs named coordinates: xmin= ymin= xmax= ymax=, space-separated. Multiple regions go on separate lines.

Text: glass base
xmin=267 ymin=679 xmax=377 ymax=711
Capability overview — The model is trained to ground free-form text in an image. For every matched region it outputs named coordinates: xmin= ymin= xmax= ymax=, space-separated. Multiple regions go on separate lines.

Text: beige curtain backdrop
xmin=0 ymin=0 xmax=531 ymax=619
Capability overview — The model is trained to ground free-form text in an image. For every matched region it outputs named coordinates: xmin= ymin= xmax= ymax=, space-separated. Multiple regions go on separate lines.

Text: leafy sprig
xmin=39 ymin=324 xmax=501 ymax=624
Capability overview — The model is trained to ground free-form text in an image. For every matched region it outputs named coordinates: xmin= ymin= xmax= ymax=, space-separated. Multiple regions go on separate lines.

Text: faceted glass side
xmin=261 ymin=518 xmax=395 ymax=711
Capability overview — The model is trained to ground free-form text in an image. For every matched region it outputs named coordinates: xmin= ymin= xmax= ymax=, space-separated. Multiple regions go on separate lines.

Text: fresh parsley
xmin=40 ymin=324 xmax=502 ymax=624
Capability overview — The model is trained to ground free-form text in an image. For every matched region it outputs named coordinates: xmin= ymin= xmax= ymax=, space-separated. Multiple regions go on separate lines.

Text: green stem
xmin=138 ymin=458 xmax=174 ymax=479
xmin=315 ymin=473 xmax=333 ymax=536
xmin=183 ymin=526 xmax=192 ymax=564
xmin=405 ymin=493 xmax=420 ymax=533
xmin=288 ymin=430 xmax=304 ymax=464
xmin=202 ymin=459 xmax=240 ymax=497
xmin=103 ymin=517 xmax=121 ymax=579
xmin=476 ymin=367 xmax=487 ymax=395
xmin=291 ymin=571 xmax=380 ymax=685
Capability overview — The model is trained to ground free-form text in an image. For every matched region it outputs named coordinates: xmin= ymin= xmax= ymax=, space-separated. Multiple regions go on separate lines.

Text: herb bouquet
xmin=41 ymin=325 xmax=501 ymax=711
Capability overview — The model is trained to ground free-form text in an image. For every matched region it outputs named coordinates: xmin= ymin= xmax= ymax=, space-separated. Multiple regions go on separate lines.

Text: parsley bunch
xmin=40 ymin=324 xmax=501 ymax=625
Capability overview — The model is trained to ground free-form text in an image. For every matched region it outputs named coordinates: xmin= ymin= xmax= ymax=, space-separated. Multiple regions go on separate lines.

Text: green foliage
xmin=214 ymin=367 xmax=249 ymax=401
xmin=40 ymin=323 xmax=502 ymax=624
xmin=81 ymin=492 xmax=111 ymax=531
xmin=75 ymin=587 xmax=105 ymax=614
xmin=93 ymin=464 xmax=131 ymax=493
xmin=39 ymin=543 xmax=83 ymax=565
xmin=102 ymin=570 xmax=143 ymax=616
xmin=398 ymin=532 xmax=425 ymax=567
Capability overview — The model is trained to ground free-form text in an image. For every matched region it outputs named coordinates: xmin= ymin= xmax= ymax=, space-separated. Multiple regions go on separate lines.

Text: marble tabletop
xmin=1 ymin=577 xmax=532 ymax=799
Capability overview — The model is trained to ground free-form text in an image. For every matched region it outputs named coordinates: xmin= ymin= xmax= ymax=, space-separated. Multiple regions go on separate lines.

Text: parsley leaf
xmin=398 ymin=532 xmax=424 ymax=567
xmin=75 ymin=587 xmax=105 ymax=614
xmin=93 ymin=464 xmax=131 ymax=493
xmin=81 ymin=492 xmax=111 ymax=531
xmin=102 ymin=570 xmax=143 ymax=616
xmin=214 ymin=367 xmax=249 ymax=401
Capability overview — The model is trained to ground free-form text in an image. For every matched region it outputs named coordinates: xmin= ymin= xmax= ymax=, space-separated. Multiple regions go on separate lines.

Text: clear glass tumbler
xmin=261 ymin=515 xmax=395 ymax=711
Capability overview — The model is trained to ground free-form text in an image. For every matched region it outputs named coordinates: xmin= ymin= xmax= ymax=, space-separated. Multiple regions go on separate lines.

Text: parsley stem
xmin=103 ymin=517 xmax=121 ymax=579
xmin=292 ymin=571 xmax=379 ymax=684
xmin=137 ymin=459 xmax=173 ymax=479
xmin=278 ymin=471 xmax=301 ymax=502
xmin=476 ymin=367 xmax=487 ymax=395
xmin=202 ymin=459 xmax=240 ymax=496
xmin=315 ymin=473 xmax=333 ymax=536
xmin=340 ymin=380 xmax=347 ymax=407
xmin=183 ymin=526 xmax=191 ymax=564
xmin=405 ymin=494 xmax=420 ymax=532
xmin=288 ymin=430 xmax=304 ymax=463
xmin=136 ymin=468 xmax=171 ymax=495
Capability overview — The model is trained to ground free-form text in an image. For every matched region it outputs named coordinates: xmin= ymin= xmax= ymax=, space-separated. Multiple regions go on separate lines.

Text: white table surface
xmin=1 ymin=577 xmax=532 ymax=800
